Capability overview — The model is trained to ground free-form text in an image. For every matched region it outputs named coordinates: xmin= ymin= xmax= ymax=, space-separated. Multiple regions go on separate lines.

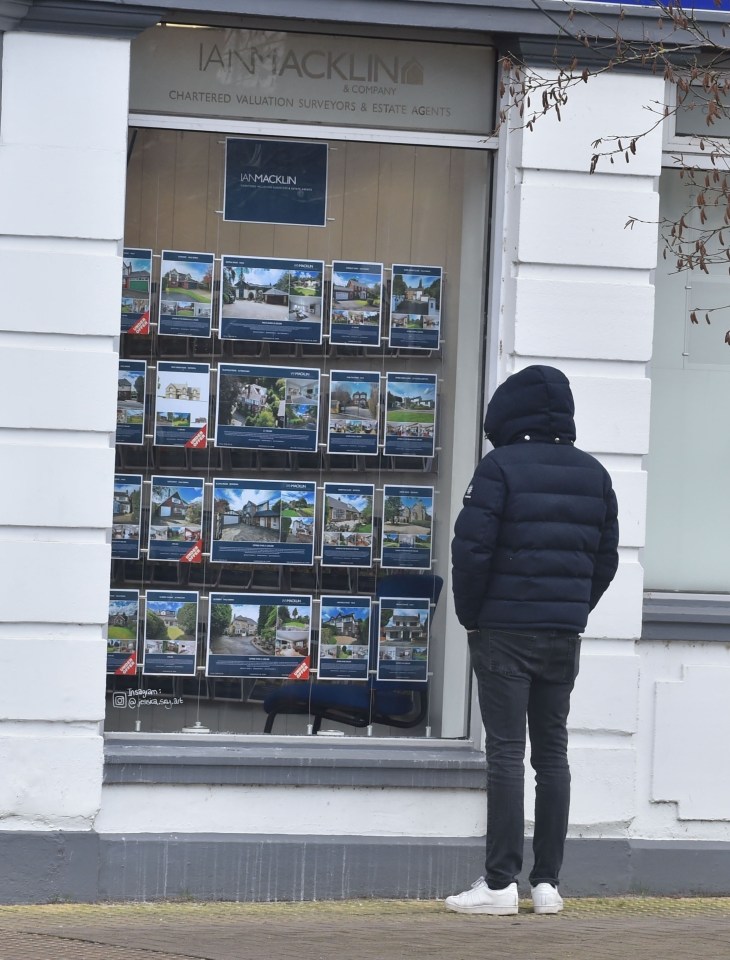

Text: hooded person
xmin=446 ymin=364 xmax=619 ymax=917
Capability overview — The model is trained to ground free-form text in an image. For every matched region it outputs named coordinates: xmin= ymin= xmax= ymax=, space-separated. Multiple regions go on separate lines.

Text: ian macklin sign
xmin=130 ymin=27 xmax=494 ymax=135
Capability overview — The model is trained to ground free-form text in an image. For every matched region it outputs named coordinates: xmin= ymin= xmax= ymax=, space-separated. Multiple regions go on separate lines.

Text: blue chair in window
xmin=263 ymin=573 xmax=443 ymax=734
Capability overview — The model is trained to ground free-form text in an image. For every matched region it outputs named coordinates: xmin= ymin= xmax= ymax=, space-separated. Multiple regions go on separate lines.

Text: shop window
xmin=645 ymin=168 xmax=730 ymax=591
xmin=106 ymin=128 xmax=491 ymax=737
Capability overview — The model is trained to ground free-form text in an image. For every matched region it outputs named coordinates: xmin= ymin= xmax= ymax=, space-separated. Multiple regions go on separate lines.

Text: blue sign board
xmin=224 ymin=138 xmax=328 ymax=227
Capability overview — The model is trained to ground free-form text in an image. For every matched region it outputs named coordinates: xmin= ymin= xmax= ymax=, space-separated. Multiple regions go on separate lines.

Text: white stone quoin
xmin=0 ymin=32 xmax=131 ymax=829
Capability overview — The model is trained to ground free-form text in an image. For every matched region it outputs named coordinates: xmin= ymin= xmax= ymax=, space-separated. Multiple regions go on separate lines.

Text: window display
xmin=109 ymin=125 xmax=490 ymax=738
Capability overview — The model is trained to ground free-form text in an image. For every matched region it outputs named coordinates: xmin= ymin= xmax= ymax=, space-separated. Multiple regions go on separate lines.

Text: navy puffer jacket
xmin=451 ymin=365 xmax=619 ymax=633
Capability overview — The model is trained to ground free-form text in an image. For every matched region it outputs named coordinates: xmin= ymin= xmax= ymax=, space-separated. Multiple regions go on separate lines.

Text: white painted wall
xmin=0 ymin=32 xmax=130 ymax=829
xmin=494 ymin=68 xmax=664 ymax=841
xmin=2 ymin=28 xmax=726 ymax=856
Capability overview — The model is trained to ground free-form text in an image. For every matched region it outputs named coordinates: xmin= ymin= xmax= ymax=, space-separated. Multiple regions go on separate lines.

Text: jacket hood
xmin=483 ymin=365 xmax=576 ymax=448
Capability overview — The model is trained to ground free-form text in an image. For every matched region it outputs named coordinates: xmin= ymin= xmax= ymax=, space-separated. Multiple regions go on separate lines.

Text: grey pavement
xmin=1 ymin=897 xmax=730 ymax=960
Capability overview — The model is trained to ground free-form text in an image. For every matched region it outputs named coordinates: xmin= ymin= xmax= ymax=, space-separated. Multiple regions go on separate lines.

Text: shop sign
xmin=224 ymin=138 xmax=328 ymax=226
xmin=130 ymin=26 xmax=494 ymax=135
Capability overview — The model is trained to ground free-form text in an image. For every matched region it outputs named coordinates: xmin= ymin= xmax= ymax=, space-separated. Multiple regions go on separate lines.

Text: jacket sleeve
xmin=450 ymin=454 xmax=506 ymax=630
xmin=589 ymin=471 xmax=619 ymax=611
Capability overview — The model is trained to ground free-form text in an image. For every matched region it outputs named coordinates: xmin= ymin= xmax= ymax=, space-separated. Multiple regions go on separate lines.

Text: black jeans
xmin=469 ymin=628 xmax=581 ymax=889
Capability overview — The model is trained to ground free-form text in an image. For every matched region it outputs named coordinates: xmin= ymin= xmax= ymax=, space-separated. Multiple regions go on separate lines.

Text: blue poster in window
xmin=389 ymin=264 xmax=442 ymax=350
xmin=215 ymin=363 xmax=320 ymax=452
xmin=211 ymin=478 xmax=316 ymax=566
xmin=329 ymin=261 xmax=383 ymax=346
xmin=148 ymin=476 xmax=205 ymax=562
xmin=121 ymin=247 xmax=152 ymax=334
xmin=112 ymin=474 xmax=143 ymax=560
xmin=381 ymin=484 xmax=434 ymax=570
xmin=224 ymin=138 xmax=328 ymax=227
xmin=318 ymin=596 xmax=371 ymax=681
xmin=384 ymin=372 xmax=437 ymax=457
xmin=107 ymin=589 xmax=140 ymax=675
xmin=321 ymin=483 xmax=375 ymax=568
xmin=206 ymin=592 xmax=312 ymax=679
xmin=327 ymin=370 xmax=381 ymax=455
xmin=143 ymin=590 xmax=198 ymax=677
xmin=159 ymin=250 xmax=214 ymax=337
xmin=116 ymin=360 xmax=146 ymax=445
xmin=154 ymin=361 xmax=210 ymax=448
xmin=377 ymin=597 xmax=430 ymax=683
xmin=220 ymin=255 xmax=324 ymax=344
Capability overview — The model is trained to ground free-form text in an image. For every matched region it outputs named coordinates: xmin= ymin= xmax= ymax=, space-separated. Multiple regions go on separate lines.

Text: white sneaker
xmin=445 ymin=877 xmax=518 ymax=915
xmin=531 ymin=882 xmax=564 ymax=915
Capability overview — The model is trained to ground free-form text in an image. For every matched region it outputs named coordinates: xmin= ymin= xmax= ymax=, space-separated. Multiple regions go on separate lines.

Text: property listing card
xmin=321 ymin=483 xmax=375 ymax=568
xmin=112 ymin=474 xmax=143 ymax=560
xmin=154 ymin=361 xmax=210 ymax=448
xmin=206 ymin=592 xmax=312 ymax=679
xmin=107 ymin=589 xmax=140 ymax=675
xmin=215 ymin=363 xmax=320 ymax=452
xmin=220 ymin=255 xmax=324 ymax=344
xmin=380 ymin=485 xmax=434 ymax=570
xmin=148 ymin=476 xmax=205 ymax=563
xmin=389 ymin=264 xmax=442 ymax=350
xmin=327 ymin=370 xmax=381 ymax=456
xmin=384 ymin=372 xmax=437 ymax=457
xmin=377 ymin=596 xmax=430 ymax=683
xmin=211 ymin=478 xmax=316 ymax=566
xmin=329 ymin=261 xmax=383 ymax=346
xmin=143 ymin=590 xmax=198 ymax=676
xmin=317 ymin=596 xmax=371 ymax=681
xmin=116 ymin=359 xmax=146 ymax=445
xmin=121 ymin=247 xmax=152 ymax=334
xmin=158 ymin=250 xmax=214 ymax=337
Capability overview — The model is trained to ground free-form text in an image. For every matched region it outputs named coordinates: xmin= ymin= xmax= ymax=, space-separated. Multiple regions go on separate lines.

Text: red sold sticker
xmin=181 ymin=539 xmax=203 ymax=564
xmin=128 ymin=310 xmax=150 ymax=335
xmin=185 ymin=425 xmax=207 ymax=449
xmin=115 ymin=653 xmax=137 ymax=675
xmin=288 ymin=657 xmax=310 ymax=680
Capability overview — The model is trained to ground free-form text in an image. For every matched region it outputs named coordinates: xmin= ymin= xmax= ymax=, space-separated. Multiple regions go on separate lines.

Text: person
xmin=447 ymin=364 xmax=619 ymax=917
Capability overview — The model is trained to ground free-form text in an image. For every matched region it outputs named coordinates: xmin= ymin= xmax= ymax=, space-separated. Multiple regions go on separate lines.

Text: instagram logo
xmin=112 ymin=693 xmax=127 ymax=708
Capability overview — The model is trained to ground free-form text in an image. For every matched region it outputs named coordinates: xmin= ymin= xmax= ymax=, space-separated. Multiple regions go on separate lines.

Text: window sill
xmin=104 ymin=734 xmax=486 ymax=789
xmin=642 ymin=592 xmax=730 ymax=641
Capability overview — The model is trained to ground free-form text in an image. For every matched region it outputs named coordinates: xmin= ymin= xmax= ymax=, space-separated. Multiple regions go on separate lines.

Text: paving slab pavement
xmin=0 ymin=898 xmax=730 ymax=960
